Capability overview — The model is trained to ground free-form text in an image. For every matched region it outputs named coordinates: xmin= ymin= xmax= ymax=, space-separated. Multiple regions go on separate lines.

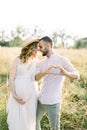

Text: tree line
xmin=0 ymin=26 xmax=87 ymax=48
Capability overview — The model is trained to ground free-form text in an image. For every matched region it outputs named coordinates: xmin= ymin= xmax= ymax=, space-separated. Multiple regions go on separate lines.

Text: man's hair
xmin=39 ymin=36 xmax=52 ymax=47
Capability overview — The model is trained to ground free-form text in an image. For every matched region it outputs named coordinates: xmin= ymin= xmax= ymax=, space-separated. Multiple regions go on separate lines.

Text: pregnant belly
xmin=14 ymin=78 xmax=34 ymax=101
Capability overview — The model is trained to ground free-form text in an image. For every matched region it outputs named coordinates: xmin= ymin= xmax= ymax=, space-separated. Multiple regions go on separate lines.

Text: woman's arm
xmin=9 ymin=57 xmax=25 ymax=104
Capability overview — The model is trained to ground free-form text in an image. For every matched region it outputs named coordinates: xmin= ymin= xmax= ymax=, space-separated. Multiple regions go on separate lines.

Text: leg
xmin=36 ymin=101 xmax=45 ymax=130
xmin=46 ymin=104 xmax=61 ymax=130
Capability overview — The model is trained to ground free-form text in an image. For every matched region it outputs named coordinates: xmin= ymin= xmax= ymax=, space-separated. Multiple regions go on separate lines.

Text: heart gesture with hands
xmin=45 ymin=65 xmax=67 ymax=76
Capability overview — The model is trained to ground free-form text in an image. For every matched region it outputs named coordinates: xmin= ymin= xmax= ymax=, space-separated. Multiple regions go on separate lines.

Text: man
xmin=35 ymin=36 xmax=79 ymax=130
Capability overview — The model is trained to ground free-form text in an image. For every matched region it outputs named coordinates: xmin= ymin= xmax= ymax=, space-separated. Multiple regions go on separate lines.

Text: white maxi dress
xmin=7 ymin=58 xmax=38 ymax=130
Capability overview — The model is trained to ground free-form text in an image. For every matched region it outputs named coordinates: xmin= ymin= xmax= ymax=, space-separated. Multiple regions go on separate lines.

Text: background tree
xmin=52 ymin=32 xmax=59 ymax=47
xmin=74 ymin=37 xmax=87 ymax=48
xmin=31 ymin=26 xmax=44 ymax=38
xmin=9 ymin=26 xmax=28 ymax=46
xmin=58 ymin=29 xmax=71 ymax=47
xmin=0 ymin=30 xmax=9 ymax=46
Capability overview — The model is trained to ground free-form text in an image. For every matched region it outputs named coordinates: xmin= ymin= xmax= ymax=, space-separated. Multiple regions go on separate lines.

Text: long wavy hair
xmin=20 ymin=42 xmax=38 ymax=63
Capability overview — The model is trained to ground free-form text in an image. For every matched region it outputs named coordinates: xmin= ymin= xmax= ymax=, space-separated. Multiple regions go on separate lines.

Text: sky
xmin=0 ymin=0 xmax=87 ymax=38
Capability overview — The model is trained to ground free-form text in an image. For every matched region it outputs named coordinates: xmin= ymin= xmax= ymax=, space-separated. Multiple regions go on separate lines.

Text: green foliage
xmin=0 ymin=84 xmax=9 ymax=130
xmin=75 ymin=37 xmax=87 ymax=48
xmin=9 ymin=36 xmax=23 ymax=47
xmin=0 ymin=37 xmax=22 ymax=47
xmin=0 ymin=41 xmax=9 ymax=47
xmin=0 ymin=110 xmax=8 ymax=130
xmin=74 ymin=74 xmax=87 ymax=88
xmin=41 ymin=114 xmax=50 ymax=130
xmin=61 ymin=112 xmax=87 ymax=130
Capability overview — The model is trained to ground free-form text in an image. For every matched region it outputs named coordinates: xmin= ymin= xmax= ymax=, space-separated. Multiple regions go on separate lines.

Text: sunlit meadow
xmin=0 ymin=46 xmax=87 ymax=130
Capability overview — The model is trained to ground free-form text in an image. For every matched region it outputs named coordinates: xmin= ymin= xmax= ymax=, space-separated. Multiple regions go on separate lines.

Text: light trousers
xmin=36 ymin=101 xmax=61 ymax=130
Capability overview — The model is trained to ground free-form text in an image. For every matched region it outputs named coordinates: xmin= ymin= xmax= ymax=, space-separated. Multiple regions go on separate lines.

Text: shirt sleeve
xmin=62 ymin=57 xmax=79 ymax=73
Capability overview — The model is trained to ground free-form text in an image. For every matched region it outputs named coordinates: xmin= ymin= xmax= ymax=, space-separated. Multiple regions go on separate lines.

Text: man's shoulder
xmin=53 ymin=53 xmax=64 ymax=59
xmin=53 ymin=53 xmax=70 ymax=63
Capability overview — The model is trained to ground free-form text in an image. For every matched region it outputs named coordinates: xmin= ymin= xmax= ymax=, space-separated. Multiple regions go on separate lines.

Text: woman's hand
xmin=13 ymin=94 xmax=26 ymax=105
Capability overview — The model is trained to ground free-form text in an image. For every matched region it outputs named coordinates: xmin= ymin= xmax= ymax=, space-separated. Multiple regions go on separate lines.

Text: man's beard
xmin=42 ymin=48 xmax=48 ymax=56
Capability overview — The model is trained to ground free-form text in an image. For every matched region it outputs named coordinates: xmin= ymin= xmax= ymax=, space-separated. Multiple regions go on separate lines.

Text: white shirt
xmin=35 ymin=53 xmax=78 ymax=105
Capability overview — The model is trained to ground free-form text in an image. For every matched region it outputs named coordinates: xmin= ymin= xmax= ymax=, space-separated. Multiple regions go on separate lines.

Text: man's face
xmin=39 ymin=40 xmax=49 ymax=56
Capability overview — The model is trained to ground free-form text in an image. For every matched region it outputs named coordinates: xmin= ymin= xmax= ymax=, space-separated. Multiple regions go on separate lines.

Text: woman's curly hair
xmin=20 ymin=41 xmax=38 ymax=63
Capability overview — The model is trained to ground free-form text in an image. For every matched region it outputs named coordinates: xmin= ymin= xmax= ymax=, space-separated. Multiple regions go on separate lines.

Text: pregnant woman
xmin=7 ymin=38 xmax=39 ymax=130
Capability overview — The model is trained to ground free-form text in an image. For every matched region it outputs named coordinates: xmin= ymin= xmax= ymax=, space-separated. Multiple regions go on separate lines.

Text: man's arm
xmin=61 ymin=57 xmax=80 ymax=79
xmin=65 ymin=71 xmax=80 ymax=79
xmin=57 ymin=65 xmax=80 ymax=79
xmin=35 ymin=71 xmax=46 ymax=81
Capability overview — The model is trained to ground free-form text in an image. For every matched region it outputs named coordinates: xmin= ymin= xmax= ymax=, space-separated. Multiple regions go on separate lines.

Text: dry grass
xmin=0 ymin=46 xmax=21 ymax=75
xmin=0 ymin=47 xmax=87 ymax=130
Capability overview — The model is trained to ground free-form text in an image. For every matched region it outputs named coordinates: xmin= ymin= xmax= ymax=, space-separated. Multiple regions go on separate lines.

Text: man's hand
xmin=55 ymin=66 xmax=67 ymax=76
xmin=44 ymin=66 xmax=61 ymax=75
xmin=35 ymin=66 xmax=59 ymax=81
xmin=35 ymin=65 xmax=79 ymax=81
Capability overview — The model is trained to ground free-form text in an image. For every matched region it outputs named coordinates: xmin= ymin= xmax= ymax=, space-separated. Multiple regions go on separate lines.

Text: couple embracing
xmin=7 ymin=36 xmax=79 ymax=130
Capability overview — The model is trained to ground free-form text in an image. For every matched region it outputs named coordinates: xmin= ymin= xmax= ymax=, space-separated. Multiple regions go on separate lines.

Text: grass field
xmin=0 ymin=46 xmax=87 ymax=130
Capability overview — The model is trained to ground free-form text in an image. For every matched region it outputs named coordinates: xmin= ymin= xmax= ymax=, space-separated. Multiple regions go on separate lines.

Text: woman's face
xmin=31 ymin=47 xmax=38 ymax=57
xmin=26 ymin=43 xmax=39 ymax=58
